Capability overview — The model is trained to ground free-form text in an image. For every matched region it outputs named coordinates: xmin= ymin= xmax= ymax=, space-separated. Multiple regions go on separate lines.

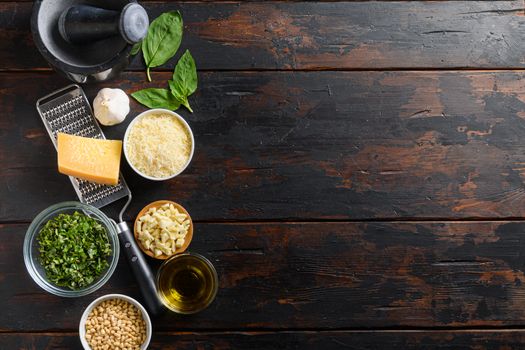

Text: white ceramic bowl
xmin=79 ymin=294 xmax=152 ymax=350
xmin=123 ymin=108 xmax=195 ymax=181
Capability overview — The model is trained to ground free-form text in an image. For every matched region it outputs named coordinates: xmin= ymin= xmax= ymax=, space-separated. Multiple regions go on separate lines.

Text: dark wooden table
xmin=4 ymin=0 xmax=525 ymax=348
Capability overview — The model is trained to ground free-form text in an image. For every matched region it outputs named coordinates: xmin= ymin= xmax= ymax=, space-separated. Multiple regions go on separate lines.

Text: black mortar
xmin=31 ymin=0 xmax=148 ymax=83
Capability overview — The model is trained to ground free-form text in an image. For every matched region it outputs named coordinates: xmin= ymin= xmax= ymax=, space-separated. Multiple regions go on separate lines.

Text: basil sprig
xmin=169 ymin=50 xmax=197 ymax=113
xmin=131 ymin=10 xmax=198 ymax=112
xmin=142 ymin=11 xmax=183 ymax=82
xmin=132 ymin=50 xmax=197 ymax=113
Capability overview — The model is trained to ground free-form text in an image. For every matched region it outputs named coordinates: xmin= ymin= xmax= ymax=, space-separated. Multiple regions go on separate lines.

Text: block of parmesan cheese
xmin=57 ymin=133 xmax=122 ymax=186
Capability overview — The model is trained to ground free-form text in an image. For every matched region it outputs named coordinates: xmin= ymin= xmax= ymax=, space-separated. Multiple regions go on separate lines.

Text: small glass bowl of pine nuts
xmin=79 ymin=294 xmax=152 ymax=350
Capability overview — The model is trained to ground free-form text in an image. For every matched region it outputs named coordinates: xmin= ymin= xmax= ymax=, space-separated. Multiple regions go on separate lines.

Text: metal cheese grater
xmin=36 ymin=84 xmax=163 ymax=315
xmin=36 ymin=84 xmax=130 ymax=208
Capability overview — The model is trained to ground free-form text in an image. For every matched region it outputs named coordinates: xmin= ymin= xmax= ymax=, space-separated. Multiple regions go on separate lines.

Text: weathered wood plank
xmin=0 ymin=0 xmax=516 ymax=1
xmin=4 ymin=71 xmax=525 ymax=221
xmin=4 ymin=330 xmax=525 ymax=350
xmin=3 ymin=221 xmax=525 ymax=330
xmin=1 ymin=2 xmax=525 ymax=70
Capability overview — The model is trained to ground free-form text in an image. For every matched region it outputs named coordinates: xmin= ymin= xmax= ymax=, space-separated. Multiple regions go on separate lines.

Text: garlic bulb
xmin=93 ymin=88 xmax=130 ymax=126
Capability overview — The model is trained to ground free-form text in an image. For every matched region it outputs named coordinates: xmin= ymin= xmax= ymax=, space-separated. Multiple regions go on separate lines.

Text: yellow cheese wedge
xmin=57 ymin=133 xmax=122 ymax=186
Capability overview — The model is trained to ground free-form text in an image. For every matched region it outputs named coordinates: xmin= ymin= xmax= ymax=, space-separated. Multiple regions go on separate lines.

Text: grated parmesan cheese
xmin=126 ymin=113 xmax=192 ymax=178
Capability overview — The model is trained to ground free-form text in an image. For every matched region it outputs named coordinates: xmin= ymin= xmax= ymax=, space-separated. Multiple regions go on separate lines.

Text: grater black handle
xmin=117 ymin=221 xmax=164 ymax=316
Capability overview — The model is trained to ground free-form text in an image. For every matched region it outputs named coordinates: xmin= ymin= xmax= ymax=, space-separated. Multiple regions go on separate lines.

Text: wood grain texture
xmin=4 ymin=71 xmax=525 ymax=221
xmin=2 ymin=1 xmax=525 ymax=70
xmin=4 ymin=330 xmax=525 ymax=350
xmin=4 ymin=221 xmax=525 ymax=331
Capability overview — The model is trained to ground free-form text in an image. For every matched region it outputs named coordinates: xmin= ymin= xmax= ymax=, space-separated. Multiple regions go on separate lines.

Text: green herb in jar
xmin=37 ymin=212 xmax=112 ymax=290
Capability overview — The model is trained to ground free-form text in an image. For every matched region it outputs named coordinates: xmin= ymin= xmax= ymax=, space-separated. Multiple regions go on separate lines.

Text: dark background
xmin=3 ymin=1 xmax=525 ymax=349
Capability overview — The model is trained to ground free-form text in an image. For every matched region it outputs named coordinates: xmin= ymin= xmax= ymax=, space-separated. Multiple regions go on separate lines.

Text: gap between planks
xmin=8 ymin=67 xmax=525 ymax=74
xmin=9 ymin=326 xmax=525 ymax=335
xmin=6 ymin=217 xmax=525 ymax=226
xmin=1 ymin=0 xmax=514 ymax=2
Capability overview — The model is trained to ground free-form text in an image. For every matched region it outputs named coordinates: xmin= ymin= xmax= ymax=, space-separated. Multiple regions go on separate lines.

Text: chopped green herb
xmin=37 ymin=212 xmax=112 ymax=290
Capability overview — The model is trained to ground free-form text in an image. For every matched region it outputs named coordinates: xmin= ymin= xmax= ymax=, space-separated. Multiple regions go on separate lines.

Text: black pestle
xmin=58 ymin=3 xmax=149 ymax=45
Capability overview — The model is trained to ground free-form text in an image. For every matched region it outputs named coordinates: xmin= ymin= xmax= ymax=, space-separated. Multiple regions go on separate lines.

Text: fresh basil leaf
xmin=168 ymin=50 xmax=197 ymax=112
xmin=131 ymin=88 xmax=181 ymax=110
xmin=130 ymin=41 xmax=142 ymax=56
xmin=143 ymin=11 xmax=183 ymax=82
xmin=169 ymin=80 xmax=193 ymax=113
xmin=172 ymin=50 xmax=198 ymax=96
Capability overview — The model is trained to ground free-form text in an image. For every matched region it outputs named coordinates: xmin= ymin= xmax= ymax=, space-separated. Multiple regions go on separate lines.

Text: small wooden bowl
xmin=134 ymin=200 xmax=193 ymax=260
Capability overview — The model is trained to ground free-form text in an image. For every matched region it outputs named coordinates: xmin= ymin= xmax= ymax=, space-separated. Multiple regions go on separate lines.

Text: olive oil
xmin=156 ymin=253 xmax=218 ymax=314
